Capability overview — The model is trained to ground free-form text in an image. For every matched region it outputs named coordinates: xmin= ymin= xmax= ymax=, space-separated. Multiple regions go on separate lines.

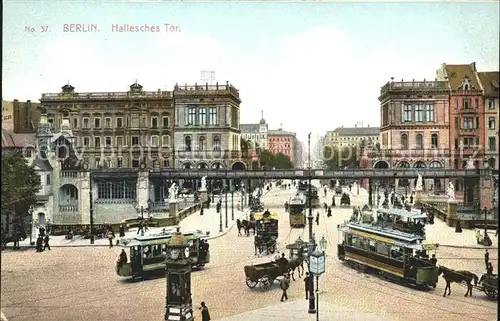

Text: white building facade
xmin=240 ymin=112 xmax=268 ymax=151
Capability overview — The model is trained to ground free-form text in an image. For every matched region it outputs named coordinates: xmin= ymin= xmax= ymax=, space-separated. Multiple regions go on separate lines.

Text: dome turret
xmin=259 ymin=110 xmax=266 ymax=125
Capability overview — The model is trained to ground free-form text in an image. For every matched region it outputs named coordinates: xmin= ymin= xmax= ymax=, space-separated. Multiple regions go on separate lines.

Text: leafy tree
xmin=1 ymin=151 xmax=41 ymax=238
xmin=274 ymin=152 xmax=294 ymax=169
xmin=323 ymin=145 xmax=359 ymax=170
xmin=259 ymin=150 xmax=275 ymax=169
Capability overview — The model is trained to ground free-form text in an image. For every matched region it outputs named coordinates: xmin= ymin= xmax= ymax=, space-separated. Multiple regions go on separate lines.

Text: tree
xmin=274 ymin=153 xmax=293 ymax=169
xmin=323 ymin=145 xmax=359 ymax=170
xmin=1 ymin=151 xmax=41 ymax=238
xmin=259 ymin=150 xmax=275 ymax=169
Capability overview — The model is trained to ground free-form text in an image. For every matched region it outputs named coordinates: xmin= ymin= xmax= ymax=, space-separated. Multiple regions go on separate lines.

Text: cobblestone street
xmin=1 ymin=182 xmax=497 ymax=321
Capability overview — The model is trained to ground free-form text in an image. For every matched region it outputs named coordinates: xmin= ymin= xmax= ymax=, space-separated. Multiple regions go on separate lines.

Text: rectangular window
xmin=162 ymin=116 xmax=169 ymax=128
xmin=131 ymin=136 xmax=139 ymax=145
xmin=462 ymin=117 xmax=473 ymax=129
xmin=94 ymin=118 xmax=101 ymax=128
xmin=489 ymin=117 xmax=495 ymax=129
xmin=163 ymin=159 xmax=170 ymax=168
xmin=475 ymin=98 xmax=479 ymax=109
xmin=46 ymin=174 xmax=51 ymax=185
xmin=132 ymin=160 xmax=140 ymax=168
xmin=425 ymin=104 xmax=434 ymax=122
xmin=199 ymin=108 xmax=207 ymax=125
xmin=403 ymin=104 xmax=412 ymax=122
xmin=151 ymin=117 xmax=158 ymax=129
xmin=116 ymin=136 xmax=123 ymax=147
xmin=188 ymin=107 xmax=196 ymax=125
xmin=415 ymin=104 xmax=424 ymax=122
xmin=83 ymin=137 xmax=90 ymax=147
xmin=94 ymin=137 xmax=101 ymax=148
xmin=209 ymin=107 xmax=217 ymax=125
xmin=95 ymin=158 xmax=101 ymax=168
xmin=105 ymin=117 xmax=111 ymax=128
xmin=463 ymin=98 xmax=471 ymax=109
xmin=141 ymin=117 xmax=146 ymax=128
xmin=83 ymin=117 xmax=90 ymax=129
xmin=73 ymin=118 xmax=78 ymax=129
xmin=105 ymin=136 xmax=112 ymax=147
xmin=488 ymin=100 xmax=496 ymax=110
xmin=151 ymin=136 xmax=159 ymax=147
xmin=162 ymin=135 xmax=170 ymax=147
xmin=116 ymin=117 xmax=123 ymax=128
xmin=463 ymin=137 xmax=474 ymax=148
xmin=489 ymin=137 xmax=496 ymax=151
xmin=117 ymin=158 xmax=123 ymax=168
xmin=131 ymin=117 xmax=139 ymax=128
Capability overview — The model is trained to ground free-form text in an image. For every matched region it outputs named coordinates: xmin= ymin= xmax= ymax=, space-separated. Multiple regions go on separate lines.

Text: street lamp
xmin=483 ymin=206 xmax=488 ymax=236
xmin=310 ymin=242 xmax=326 ymax=321
xmin=28 ymin=206 xmax=34 ymax=246
xmin=241 ymin=187 xmax=245 ymax=210
xmin=307 ymin=132 xmax=316 ymax=314
xmin=231 ymin=185 xmax=235 ymax=220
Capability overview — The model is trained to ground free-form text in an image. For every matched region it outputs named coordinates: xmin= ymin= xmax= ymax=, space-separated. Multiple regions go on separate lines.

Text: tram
xmin=289 ymin=193 xmax=306 ymax=227
xmin=375 ymin=208 xmax=427 ymax=237
xmin=337 ymin=221 xmax=439 ymax=288
xmin=116 ymin=229 xmax=209 ymax=280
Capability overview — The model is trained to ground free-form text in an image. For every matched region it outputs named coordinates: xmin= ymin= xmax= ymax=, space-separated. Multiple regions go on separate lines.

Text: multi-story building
xmin=39 ymin=82 xmax=175 ymax=169
xmin=477 ymin=71 xmax=499 ymax=171
xmin=325 ymin=124 xmax=380 ymax=149
xmin=371 ymin=78 xmax=450 ymax=192
xmin=267 ymin=125 xmax=296 ymax=164
xmin=240 ymin=111 xmax=268 ymax=151
xmin=173 ymin=82 xmax=246 ymax=170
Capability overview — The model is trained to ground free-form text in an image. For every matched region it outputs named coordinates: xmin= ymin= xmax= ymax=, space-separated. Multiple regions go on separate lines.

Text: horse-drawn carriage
xmin=254 ymin=211 xmax=279 ymax=255
xmin=340 ymin=193 xmax=351 ymax=206
xmin=479 ymin=273 xmax=498 ymax=299
xmin=244 ymin=257 xmax=289 ymax=290
xmin=475 ymin=230 xmax=492 ymax=246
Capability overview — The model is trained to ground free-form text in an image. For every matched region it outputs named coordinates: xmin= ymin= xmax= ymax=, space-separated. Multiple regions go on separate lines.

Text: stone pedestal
xmin=480 ymin=178 xmax=493 ymax=210
xmin=136 ymin=170 xmax=150 ymax=209
xmin=413 ymin=189 xmax=424 ymax=210
xmin=199 ymin=188 xmax=207 ymax=207
xmin=169 ymin=200 xmax=179 ymax=218
xmin=447 ymin=199 xmax=458 ymax=227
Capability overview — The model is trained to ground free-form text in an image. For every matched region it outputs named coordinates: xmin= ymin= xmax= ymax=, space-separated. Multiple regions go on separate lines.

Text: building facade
xmin=267 ymin=126 xmax=296 ymax=164
xmin=39 ymin=82 xmax=175 ymax=170
xmin=325 ymin=125 xmax=380 ymax=149
xmin=240 ymin=112 xmax=268 ymax=151
xmin=477 ymin=71 xmax=500 ymax=171
xmin=372 ymin=79 xmax=450 ymax=192
xmin=173 ymin=82 xmax=246 ymax=170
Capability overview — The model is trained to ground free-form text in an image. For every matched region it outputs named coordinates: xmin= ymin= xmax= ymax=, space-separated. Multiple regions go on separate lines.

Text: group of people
xmin=35 ymin=227 xmax=50 ymax=252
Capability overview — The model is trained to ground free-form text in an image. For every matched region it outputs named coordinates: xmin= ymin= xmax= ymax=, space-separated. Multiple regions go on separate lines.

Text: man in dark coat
xmin=36 ymin=235 xmax=44 ymax=252
xmin=280 ymin=273 xmax=290 ymax=301
xmin=304 ymin=272 xmax=310 ymax=299
xmin=327 ymin=207 xmax=332 ymax=217
xmin=200 ymin=302 xmax=211 ymax=321
xmin=485 ymin=249 xmax=489 ymax=269
xmin=43 ymin=234 xmax=51 ymax=250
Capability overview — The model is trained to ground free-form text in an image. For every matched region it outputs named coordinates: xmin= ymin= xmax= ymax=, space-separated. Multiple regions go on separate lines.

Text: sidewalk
xmin=15 ymin=190 xmax=267 ymax=248
xmin=215 ymin=299 xmax=386 ymax=321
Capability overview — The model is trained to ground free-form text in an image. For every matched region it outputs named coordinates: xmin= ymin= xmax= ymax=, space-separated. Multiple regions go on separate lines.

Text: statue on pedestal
xmin=465 ymin=156 xmax=475 ymax=169
xmin=447 ymin=181 xmax=455 ymax=200
xmin=415 ymin=173 xmax=423 ymax=191
xmin=169 ymin=183 xmax=178 ymax=202
xmin=200 ymin=176 xmax=207 ymax=190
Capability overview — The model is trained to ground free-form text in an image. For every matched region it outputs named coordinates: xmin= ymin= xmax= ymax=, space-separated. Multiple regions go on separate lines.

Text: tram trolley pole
xmin=89 ymin=172 xmax=95 ymax=245
xmin=225 ymin=170 xmax=228 ymax=228
xmin=231 ymin=188 xmax=234 ymax=220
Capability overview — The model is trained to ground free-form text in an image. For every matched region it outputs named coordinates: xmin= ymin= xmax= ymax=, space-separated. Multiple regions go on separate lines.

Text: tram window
xmin=357 ymin=238 xmax=366 ymax=250
xmin=152 ymin=245 xmax=162 ymax=257
xmin=390 ymin=246 xmax=403 ymax=261
xmin=346 ymin=235 xmax=353 ymax=246
xmin=368 ymin=240 xmax=376 ymax=252
xmin=376 ymin=243 xmax=390 ymax=256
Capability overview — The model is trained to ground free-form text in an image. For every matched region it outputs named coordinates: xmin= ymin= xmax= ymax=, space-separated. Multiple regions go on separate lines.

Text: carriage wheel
xmin=260 ymin=275 xmax=273 ymax=290
xmin=484 ymin=285 xmax=498 ymax=299
xmin=246 ymin=278 xmax=258 ymax=288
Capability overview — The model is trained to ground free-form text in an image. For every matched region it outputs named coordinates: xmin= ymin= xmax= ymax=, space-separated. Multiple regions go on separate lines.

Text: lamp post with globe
xmin=309 ymin=236 xmax=327 ymax=321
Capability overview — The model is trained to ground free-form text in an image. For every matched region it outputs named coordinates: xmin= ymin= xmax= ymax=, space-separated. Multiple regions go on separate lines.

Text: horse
xmin=236 ymin=219 xmax=243 ymax=236
xmin=287 ymin=256 xmax=305 ymax=281
xmin=241 ymin=220 xmax=255 ymax=236
xmin=438 ymin=266 xmax=479 ymax=297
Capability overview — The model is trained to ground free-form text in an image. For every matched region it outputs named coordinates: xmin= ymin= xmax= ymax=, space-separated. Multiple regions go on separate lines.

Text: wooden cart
xmin=244 ymin=258 xmax=288 ymax=290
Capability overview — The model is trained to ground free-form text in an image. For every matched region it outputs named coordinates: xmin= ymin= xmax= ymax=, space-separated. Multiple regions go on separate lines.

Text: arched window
xmin=431 ymin=134 xmax=438 ymax=148
xmin=398 ymin=161 xmax=410 ymax=168
xmin=198 ymin=136 xmax=206 ymax=151
xmin=184 ymin=136 xmax=192 ymax=151
xmin=213 ymin=135 xmax=221 ymax=151
xmin=400 ymin=134 xmax=408 ymax=149
xmin=416 ymin=134 xmax=423 ymax=149
xmin=488 ymin=158 xmax=496 ymax=169
xmin=429 ymin=161 xmax=443 ymax=168
xmin=414 ymin=161 xmax=426 ymax=168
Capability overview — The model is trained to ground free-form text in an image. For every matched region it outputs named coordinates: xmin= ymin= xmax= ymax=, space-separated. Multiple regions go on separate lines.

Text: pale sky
xmin=3 ymin=1 xmax=499 ymax=143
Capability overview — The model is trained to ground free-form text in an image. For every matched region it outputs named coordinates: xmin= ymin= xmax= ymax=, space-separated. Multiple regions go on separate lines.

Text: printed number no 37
xmin=40 ymin=25 xmax=49 ymax=32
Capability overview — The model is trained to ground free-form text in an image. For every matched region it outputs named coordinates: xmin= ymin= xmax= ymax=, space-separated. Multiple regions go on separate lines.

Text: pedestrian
xmin=327 ymin=207 xmax=332 ymax=217
xmin=280 ymin=273 xmax=290 ymax=301
xmin=315 ymin=212 xmax=320 ymax=225
xmin=119 ymin=224 xmax=125 ymax=237
xmin=410 ymin=194 xmax=414 ymax=204
xmin=43 ymin=234 xmax=51 ymax=250
xmin=137 ymin=221 xmax=144 ymax=235
xmin=200 ymin=206 xmax=204 ymax=216
xmin=200 ymin=302 xmax=211 ymax=321
xmin=108 ymin=229 xmax=114 ymax=248
xmin=485 ymin=249 xmax=489 ymax=269
xmin=332 ymin=196 xmax=336 ymax=207
xmin=36 ymin=235 xmax=44 ymax=252
xmin=304 ymin=272 xmax=310 ymax=299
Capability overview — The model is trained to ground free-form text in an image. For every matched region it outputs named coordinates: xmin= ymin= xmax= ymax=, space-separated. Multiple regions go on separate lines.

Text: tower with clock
xmin=165 ymin=227 xmax=194 ymax=321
